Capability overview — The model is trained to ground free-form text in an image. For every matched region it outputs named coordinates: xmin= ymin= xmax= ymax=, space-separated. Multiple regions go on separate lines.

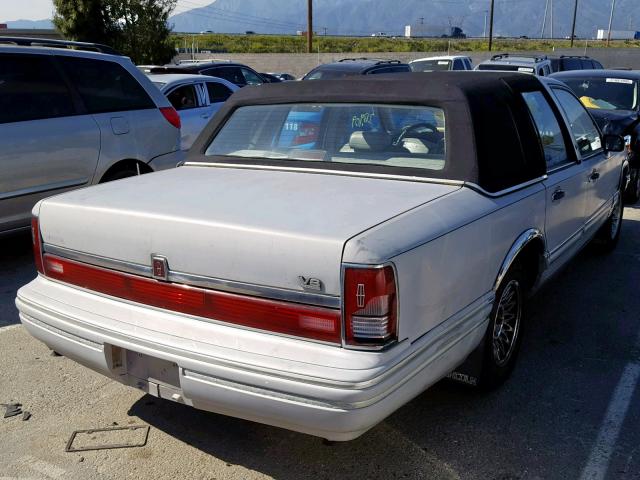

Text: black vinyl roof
xmin=189 ymin=72 xmax=551 ymax=193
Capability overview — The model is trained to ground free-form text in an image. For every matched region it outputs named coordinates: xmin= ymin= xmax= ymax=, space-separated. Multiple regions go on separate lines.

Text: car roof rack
xmin=177 ymin=59 xmax=232 ymax=64
xmin=338 ymin=57 xmax=402 ymax=65
xmin=490 ymin=53 xmax=548 ymax=62
xmin=0 ymin=36 xmax=121 ymax=55
xmin=559 ymin=55 xmax=591 ymax=59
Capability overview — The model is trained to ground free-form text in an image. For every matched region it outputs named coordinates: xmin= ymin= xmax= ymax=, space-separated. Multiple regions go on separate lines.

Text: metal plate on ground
xmin=65 ymin=425 xmax=150 ymax=452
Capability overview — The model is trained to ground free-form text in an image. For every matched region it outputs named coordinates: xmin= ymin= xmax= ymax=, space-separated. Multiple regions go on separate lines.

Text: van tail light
xmin=31 ymin=216 xmax=44 ymax=274
xmin=343 ymin=265 xmax=397 ymax=347
xmin=159 ymin=106 xmax=181 ymax=129
xmin=41 ymin=254 xmax=342 ymax=344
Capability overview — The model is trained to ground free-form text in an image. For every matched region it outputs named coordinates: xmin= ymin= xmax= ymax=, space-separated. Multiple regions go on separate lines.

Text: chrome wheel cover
xmin=492 ymin=279 xmax=521 ymax=367
xmin=611 ymin=193 xmax=622 ymax=239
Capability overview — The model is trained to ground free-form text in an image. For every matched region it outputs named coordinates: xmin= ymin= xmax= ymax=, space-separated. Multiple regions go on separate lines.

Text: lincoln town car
xmin=16 ymin=73 xmax=627 ymax=441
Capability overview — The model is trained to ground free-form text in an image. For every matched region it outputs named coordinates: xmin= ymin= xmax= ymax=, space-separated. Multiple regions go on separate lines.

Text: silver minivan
xmin=0 ymin=39 xmax=181 ymax=235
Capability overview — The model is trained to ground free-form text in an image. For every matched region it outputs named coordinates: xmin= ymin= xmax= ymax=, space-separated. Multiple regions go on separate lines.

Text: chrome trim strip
xmin=464 ymin=175 xmax=547 ymax=198
xmin=42 ymin=244 xmax=341 ymax=309
xmin=547 ymin=226 xmax=583 ymax=265
xmin=0 ymin=178 xmax=88 ymax=201
xmin=183 ymin=162 xmax=466 ymax=187
xmin=494 ymin=228 xmax=545 ymax=291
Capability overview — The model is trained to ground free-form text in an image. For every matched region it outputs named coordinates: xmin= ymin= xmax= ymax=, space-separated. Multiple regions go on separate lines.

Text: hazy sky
xmin=2 ymin=0 xmax=54 ymax=21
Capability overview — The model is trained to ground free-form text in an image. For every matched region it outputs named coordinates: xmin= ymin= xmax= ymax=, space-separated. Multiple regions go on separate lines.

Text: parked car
xmin=268 ymin=72 xmax=296 ymax=81
xmin=302 ymin=58 xmax=411 ymax=80
xmin=476 ymin=53 xmax=552 ymax=76
xmin=551 ymin=69 xmax=640 ymax=202
xmin=149 ymin=61 xmax=266 ymax=88
xmin=410 ymin=55 xmax=473 ymax=72
xmin=18 ymin=72 xmax=627 ymax=442
xmin=549 ymin=55 xmax=603 ymax=73
xmin=148 ymin=74 xmax=239 ymax=151
xmin=0 ymin=38 xmax=181 ymax=236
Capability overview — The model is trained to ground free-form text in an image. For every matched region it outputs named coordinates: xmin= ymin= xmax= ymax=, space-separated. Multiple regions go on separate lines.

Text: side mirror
xmin=604 ymin=134 xmax=625 ymax=152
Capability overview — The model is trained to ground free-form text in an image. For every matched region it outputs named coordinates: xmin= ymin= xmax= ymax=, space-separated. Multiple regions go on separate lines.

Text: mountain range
xmin=168 ymin=0 xmax=640 ymax=37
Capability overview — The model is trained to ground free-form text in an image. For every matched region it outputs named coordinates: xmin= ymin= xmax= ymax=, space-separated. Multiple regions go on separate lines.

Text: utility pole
xmin=307 ymin=0 xmax=313 ymax=53
xmin=570 ymin=0 xmax=579 ymax=47
xmin=541 ymin=0 xmax=548 ymax=38
xmin=606 ymin=0 xmax=616 ymax=47
xmin=483 ymin=10 xmax=488 ymax=38
xmin=488 ymin=0 xmax=495 ymax=51
xmin=550 ymin=0 xmax=554 ymax=38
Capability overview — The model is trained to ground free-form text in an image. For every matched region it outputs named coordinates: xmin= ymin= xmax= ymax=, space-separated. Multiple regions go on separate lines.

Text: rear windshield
xmin=304 ymin=69 xmax=359 ymax=80
xmin=411 ymin=60 xmax=452 ymax=72
xmin=560 ymin=77 xmax=639 ymax=111
xmin=205 ymin=103 xmax=446 ymax=173
xmin=477 ymin=64 xmax=535 ymax=73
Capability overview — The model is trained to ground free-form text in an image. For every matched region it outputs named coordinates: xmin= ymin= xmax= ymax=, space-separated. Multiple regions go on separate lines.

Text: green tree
xmin=53 ymin=0 xmax=177 ymax=65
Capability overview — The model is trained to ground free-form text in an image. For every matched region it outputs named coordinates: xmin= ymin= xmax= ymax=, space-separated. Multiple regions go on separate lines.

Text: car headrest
xmin=349 ymin=131 xmax=391 ymax=152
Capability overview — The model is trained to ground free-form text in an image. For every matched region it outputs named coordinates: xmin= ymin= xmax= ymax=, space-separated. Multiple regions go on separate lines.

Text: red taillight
xmin=42 ymin=254 xmax=341 ymax=343
xmin=31 ymin=216 xmax=44 ymax=274
xmin=159 ymin=106 xmax=181 ymax=129
xmin=343 ymin=265 xmax=397 ymax=347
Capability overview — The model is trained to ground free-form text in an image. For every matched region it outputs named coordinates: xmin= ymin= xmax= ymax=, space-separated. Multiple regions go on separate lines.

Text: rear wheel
xmin=478 ymin=263 xmax=525 ymax=389
xmin=593 ymin=187 xmax=623 ymax=253
xmin=624 ymin=168 xmax=640 ymax=204
xmin=100 ymin=168 xmax=138 ymax=183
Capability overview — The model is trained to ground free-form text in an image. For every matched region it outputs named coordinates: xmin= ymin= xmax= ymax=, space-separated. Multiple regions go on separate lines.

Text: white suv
xmin=476 ymin=53 xmax=552 ymax=76
xmin=0 ymin=38 xmax=181 ymax=236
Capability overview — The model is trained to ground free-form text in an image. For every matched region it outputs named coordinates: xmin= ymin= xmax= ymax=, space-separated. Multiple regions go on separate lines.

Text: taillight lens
xmin=42 ymin=254 xmax=341 ymax=343
xmin=31 ymin=216 xmax=44 ymax=274
xmin=159 ymin=106 xmax=181 ymax=129
xmin=343 ymin=265 xmax=397 ymax=347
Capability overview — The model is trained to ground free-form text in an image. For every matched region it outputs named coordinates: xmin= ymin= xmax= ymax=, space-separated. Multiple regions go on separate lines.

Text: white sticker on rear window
xmin=438 ymin=61 xmax=449 ymax=65
xmin=606 ymin=78 xmax=633 ymax=84
xmin=518 ymin=67 xmax=535 ymax=73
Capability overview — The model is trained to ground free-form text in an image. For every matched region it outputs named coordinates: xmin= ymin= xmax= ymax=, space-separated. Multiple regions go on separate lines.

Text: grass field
xmin=173 ymin=33 xmax=640 ymax=54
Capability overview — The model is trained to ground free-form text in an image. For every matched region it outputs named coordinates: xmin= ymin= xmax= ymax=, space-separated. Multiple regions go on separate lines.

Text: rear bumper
xmin=16 ymin=276 xmax=490 ymax=441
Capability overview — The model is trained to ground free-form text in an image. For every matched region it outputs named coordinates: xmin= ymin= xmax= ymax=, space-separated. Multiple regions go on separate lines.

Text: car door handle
xmin=589 ymin=170 xmax=600 ymax=182
xmin=552 ymin=189 xmax=565 ymax=202
xmin=201 ymin=114 xmax=211 ymax=119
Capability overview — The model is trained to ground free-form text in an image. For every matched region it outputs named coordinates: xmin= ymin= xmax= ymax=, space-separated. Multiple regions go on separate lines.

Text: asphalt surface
xmin=1 ymin=208 xmax=640 ymax=480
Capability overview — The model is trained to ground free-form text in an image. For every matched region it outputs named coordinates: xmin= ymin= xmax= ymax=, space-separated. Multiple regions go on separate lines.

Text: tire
xmin=593 ymin=187 xmax=623 ymax=253
xmin=623 ymin=168 xmax=640 ymax=204
xmin=100 ymin=168 xmax=138 ymax=183
xmin=478 ymin=262 xmax=526 ymax=389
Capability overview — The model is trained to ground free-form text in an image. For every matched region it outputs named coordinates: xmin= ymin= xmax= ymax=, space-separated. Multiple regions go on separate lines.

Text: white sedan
xmin=148 ymin=74 xmax=239 ymax=150
xmin=17 ymin=72 xmax=627 ymax=441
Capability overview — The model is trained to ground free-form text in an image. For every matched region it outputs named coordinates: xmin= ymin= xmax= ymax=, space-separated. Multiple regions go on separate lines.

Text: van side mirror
xmin=604 ymin=134 xmax=625 ymax=152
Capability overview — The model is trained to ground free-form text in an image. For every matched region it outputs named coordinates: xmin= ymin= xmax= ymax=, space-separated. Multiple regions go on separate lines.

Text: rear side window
xmin=592 ymin=60 xmax=604 ymax=69
xmin=167 ymin=84 xmax=198 ymax=110
xmin=57 ymin=56 xmax=154 ymax=113
xmin=0 ymin=54 xmax=74 ymax=123
xmin=562 ymin=58 xmax=582 ymax=71
xmin=207 ymin=82 xmax=233 ymax=103
xmin=240 ymin=68 xmax=263 ymax=85
xmin=522 ymin=91 xmax=570 ymax=170
xmin=553 ymin=88 xmax=603 ymax=157
xmin=453 ymin=59 xmax=464 ymax=70
xmin=204 ymin=66 xmax=246 ymax=86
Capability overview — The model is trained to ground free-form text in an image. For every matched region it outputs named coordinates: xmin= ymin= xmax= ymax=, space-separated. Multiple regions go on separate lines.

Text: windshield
xmin=205 ymin=103 xmax=446 ymax=173
xmin=304 ymin=69 xmax=358 ymax=80
xmin=477 ymin=64 xmax=535 ymax=73
xmin=411 ymin=60 xmax=452 ymax=72
xmin=561 ymin=77 xmax=639 ymax=111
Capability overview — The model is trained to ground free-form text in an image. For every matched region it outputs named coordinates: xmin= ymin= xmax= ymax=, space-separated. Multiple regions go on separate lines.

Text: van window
xmin=0 ymin=54 xmax=75 ymax=124
xmin=167 ymin=84 xmax=199 ymax=110
xmin=58 ymin=56 xmax=154 ymax=114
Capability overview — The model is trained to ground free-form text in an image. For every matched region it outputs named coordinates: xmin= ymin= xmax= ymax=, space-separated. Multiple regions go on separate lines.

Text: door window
xmin=57 ymin=56 xmax=154 ymax=113
xmin=204 ymin=66 xmax=245 ymax=86
xmin=167 ymin=84 xmax=198 ymax=110
xmin=453 ymin=59 xmax=464 ymax=70
xmin=522 ymin=91 xmax=571 ymax=170
xmin=206 ymin=82 xmax=234 ymax=103
xmin=553 ymin=88 xmax=603 ymax=158
xmin=0 ymin=54 xmax=75 ymax=123
xmin=240 ymin=68 xmax=263 ymax=85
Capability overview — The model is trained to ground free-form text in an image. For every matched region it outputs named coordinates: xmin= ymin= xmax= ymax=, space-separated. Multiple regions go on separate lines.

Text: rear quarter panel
xmin=343 ymin=185 xmax=546 ymax=341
